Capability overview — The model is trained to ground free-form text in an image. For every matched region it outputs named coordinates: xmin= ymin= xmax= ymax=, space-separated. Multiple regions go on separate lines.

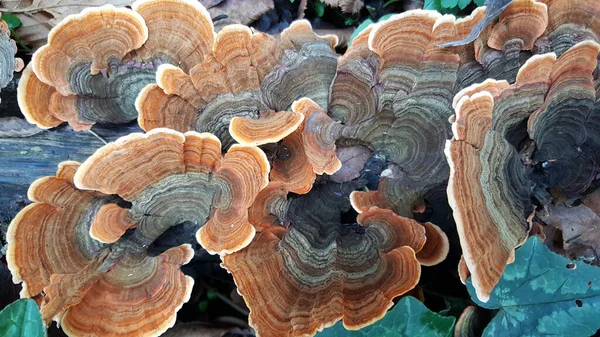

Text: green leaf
xmin=1 ymin=14 xmax=21 ymax=31
xmin=0 ymin=299 xmax=45 ymax=337
xmin=314 ymin=1 xmax=326 ymax=17
xmin=441 ymin=0 xmax=458 ymax=9
xmin=315 ymin=296 xmax=455 ymax=337
xmin=348 ymin=14 xmax=394 ymax=46
xmin=474 ymin=0 xmax=486 ymax=5
xmin=467 ymin=236 xmax=600 ymax=337
xmin=458 ymin=0 xmax=472 ymax=9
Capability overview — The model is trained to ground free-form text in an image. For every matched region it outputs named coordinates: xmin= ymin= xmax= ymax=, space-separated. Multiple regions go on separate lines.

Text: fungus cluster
xmin=7 ymin=0 xmax=600 ymax=336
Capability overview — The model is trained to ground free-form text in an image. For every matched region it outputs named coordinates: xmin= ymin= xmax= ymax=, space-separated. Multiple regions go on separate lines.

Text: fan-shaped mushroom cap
xmin=229 ymin=110 xmax=304 ymax=146
xmin=416 ymin=222 xmax=450 ymax=266
xmin=485 ymin=0 xmax=548 ymax=52
xmin=22 ymin=0 xmax=215 ymax=130
xmin=247 ymin=181 xmax=289 ymax=232
xmin=74 ymin=128 xmax=269 ymax=255
xmin=538 ymin=0 xmax=600 ymax=55
xmin=349 ymin=190 xmax=449 ymax=266
xmin=33 ymin=5 xmax=148 ymax=95
xmin=269 ymin=129 xmax=317 ymax=194
xmin=326 ymin=10 xmax=478 ymax=222
xmin=136 ymin=20 xmax=338 ymax=148
xmin=130 ymin=0 xmax=213 ymax=71
xmin=17 ymin=64 xmax=89 ymax=130
xmin=222 ymin=184 xmax=426 ymax=337
xmin=7 ymin=161 xmax=108 ymax=298
xmin=446 ymin=41 xmax=600 ymax=302
xmin=292 ymin=97 xmax=342 ymax=175
xmin=527 ymin=40 xmax=600 ymax=193
xmin=6 ymin=161 xmax=195 ymax=337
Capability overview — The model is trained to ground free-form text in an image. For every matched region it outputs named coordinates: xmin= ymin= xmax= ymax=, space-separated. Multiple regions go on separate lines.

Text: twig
xmin=87 ymin=128 xmax=107 ymax=145
xmin=297 ymin=0 xmax=308 ymax=19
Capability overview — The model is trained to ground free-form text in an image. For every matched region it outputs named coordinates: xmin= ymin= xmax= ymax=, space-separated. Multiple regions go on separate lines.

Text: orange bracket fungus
xmin=222 ymin=182 xmax=427 ymax=337
xmin=19 ymin=0 xmax=214 ymax=130
xmin=7 ymin=161 xmax=194 ymax=337
xmin=446 ymin=41 xmax=600 ymax=302
xmin=74 ymin=128 xmax=269 ymax=255
xmin=136 ymin=20 xmax=338 ymax=148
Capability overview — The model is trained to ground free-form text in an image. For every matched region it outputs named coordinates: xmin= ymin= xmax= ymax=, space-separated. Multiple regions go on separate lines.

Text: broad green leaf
xmin=474 ymin=0 xmax=486 ymax=5
xmin=314 ymin=1 xmax=326 ymax=17
xmin=0 ymin=299 xmax=45 ymax=337
xmin=315 ymin=296 xmax=455 ymax=337
xmin=423 ymin=0 xmax=441 ymax=10
xmin=467 ymin=236 xmax=600 ymax=337
xmin=441 ymin=0 xmax=458 ymax=9
xmin=1 ymin=14 xmax=21 ymax=31
xmin=458 ymin=0 xmax=472 ymax=9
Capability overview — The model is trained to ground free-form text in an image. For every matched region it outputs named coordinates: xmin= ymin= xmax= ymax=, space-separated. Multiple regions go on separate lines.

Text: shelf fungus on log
xmin=349 ymin=190 xmax=449 ymax=267
xmin=460 ymin=0 xmax=600 ymax=87
xmin=136 ymin=20 xmax=338 ymax=148
xmin=19 ymin=0 xmax=214 ymax=130
xmin=74 ymin=128 xmax=269 ymax=255
xmin=0 ymin=14 xmax=23 ymax=93
xmin=6 ymin=161 xmax=195 ymax=337
xmin=445 ymin=41 xmax=600 ymax=302
xmin=222 ymin=183 xmax=428 ymax=337
xmin=316 ymin=10 xmax=484 ymax=244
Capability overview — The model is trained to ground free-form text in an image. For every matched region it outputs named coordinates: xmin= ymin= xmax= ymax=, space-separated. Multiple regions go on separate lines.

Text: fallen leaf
xmin=538 ymin=203 xmax=600 ymax=265
xmin=0 ymin=0 xmax=134 ymax=51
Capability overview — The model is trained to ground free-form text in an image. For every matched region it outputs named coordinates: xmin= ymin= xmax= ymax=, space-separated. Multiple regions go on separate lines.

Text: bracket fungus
xmin=446 ymin=41 xmax=600 ymax=302
xmin=19 ymin=0 xmax=214 ymax=130
xmin=136 ymin=20 xmax=339 ymax=149
xmin=222 ymin=183 xmax=428 ymax=337
xmin=74 ymin=128 xmax=269 ymax=255
xmin=7 ymin=161 xmax=195 ymax=337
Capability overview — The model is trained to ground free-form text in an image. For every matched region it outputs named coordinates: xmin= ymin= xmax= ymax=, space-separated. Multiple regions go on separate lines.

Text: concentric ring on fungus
xmin=6 ymin=161 xmax=194 ymax=337
xmin=222 ymin=182 xmax=435 ymax=337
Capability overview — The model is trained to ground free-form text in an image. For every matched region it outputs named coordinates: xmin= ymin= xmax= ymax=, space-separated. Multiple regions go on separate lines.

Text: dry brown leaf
xmin=0 ymin=0 xmax=134 ymax=51
xmin=200 ymin=0 xmax=274 ymax=31
xmin=539 ymin=203 xmax=600 ymax=265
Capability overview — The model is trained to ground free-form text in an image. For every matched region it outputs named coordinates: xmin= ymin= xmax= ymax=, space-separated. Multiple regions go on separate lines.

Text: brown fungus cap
xmin=74 ymin=128 xmax=269 ymax=255
xmin=7 ymin=161 xmax=195 ymax=337
xmin=21 ymin=0 xmax=215 ymax=130
xmin=445 ymin=41 xmax=600 ymax=302
xmin=136 ymin=20 xmax=339 ymax=148
xmin=349 ymin=190 xmax=449 ymax=266
xmin=222 ymin=183 xmax=426 ymax=337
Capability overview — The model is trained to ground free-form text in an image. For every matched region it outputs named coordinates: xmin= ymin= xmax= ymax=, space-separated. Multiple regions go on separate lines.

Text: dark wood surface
xmin=0 ymin=74 xmax=141 ymax=222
